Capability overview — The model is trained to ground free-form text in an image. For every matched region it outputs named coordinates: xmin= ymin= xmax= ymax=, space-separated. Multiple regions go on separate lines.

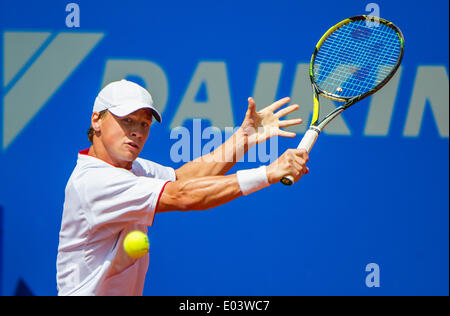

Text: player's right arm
xmin=156 ymin=149 xmax=309 ymax=212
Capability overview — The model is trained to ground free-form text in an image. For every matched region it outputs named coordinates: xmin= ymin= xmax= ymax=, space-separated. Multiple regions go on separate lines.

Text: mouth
xmin=126 ymin=141 xmax=140 ymax=151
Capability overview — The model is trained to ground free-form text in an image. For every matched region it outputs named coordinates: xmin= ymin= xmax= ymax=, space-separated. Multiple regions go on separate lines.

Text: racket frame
xmin=280 ymin=15 xmax=405 ymax=186
xmin=310 ymin=15 xmax=405 ymax=131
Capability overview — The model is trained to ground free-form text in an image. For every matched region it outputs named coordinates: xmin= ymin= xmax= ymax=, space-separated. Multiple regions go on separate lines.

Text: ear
xmin=91 ymin=112 xmax=102 ymax=132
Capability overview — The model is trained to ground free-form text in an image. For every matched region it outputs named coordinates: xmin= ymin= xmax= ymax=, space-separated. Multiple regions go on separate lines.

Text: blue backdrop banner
xmin=0 ymin=0 xmax=448 ymax=296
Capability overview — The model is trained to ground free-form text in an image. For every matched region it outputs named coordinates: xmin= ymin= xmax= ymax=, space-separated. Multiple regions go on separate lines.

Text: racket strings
xmin=319 ymin=31 xmax=398 ymax=95
xmin=316 ymin=24 xmax=400 ymax=96
xmin=314 ymin=20 xmax=401 ymax=98
xmin=320 ymin=24 xmax=400 ymax=84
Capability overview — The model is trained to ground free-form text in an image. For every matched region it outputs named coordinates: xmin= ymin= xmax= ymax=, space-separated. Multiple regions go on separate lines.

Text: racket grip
xmin=297 ymin=129 xmax=319 ymax=152
xmin=280 ymin=129 xmax=319 ymax=186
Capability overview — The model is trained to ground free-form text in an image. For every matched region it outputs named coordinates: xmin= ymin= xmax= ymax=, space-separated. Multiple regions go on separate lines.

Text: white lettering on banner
xmin=170 ymin=127 xmax=190 ymax=163
xmin=365 ymin=263 xmax=381 ymax=288
xmin=168 ymin=120 xmax=279 ymax=163
xmin=193 ymin=119 xmax=202 ymax=160
xmin=65 ymin=3 xmax=81 ymax=28
xmin=364 ymin=66 xmax=403 ymax=136
xmin=252 ymin=62 xmax=283 ymax=110
xmin=1 ymin=32 xmax=449 ymax=151
xmin=2 ymin=32 xmax=104 ymax=150
xmin=404 ymin=66 xmax=449 ymax=138
xmin=365 ymin=3 xmax=381 ymax=28
xmin=170 ymin=62 xmax=235 ymax=129
xmin=201 ymin=125 xmax=222 ymax=159
xmin=3 ymin=32 xmax=51 ymax=88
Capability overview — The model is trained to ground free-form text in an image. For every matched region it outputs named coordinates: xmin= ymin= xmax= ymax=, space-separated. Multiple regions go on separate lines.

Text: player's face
xmin=98 ymin=109 xmax=153 ymax=168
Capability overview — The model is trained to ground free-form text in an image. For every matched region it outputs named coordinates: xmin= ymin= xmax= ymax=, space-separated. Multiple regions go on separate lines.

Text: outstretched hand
xmin=240 ymin=97 xmax=303 ymax=145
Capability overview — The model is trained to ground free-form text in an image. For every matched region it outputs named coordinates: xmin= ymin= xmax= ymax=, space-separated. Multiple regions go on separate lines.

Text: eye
xmin=142 ymin=122 xmax=150 ymax=128
xmin=123 ymin=118 xmax=132 ymax=123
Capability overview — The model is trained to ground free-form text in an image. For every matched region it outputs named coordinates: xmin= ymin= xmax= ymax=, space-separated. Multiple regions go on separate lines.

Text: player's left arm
xmin=175 ymin=97 xmax=303 ymax=180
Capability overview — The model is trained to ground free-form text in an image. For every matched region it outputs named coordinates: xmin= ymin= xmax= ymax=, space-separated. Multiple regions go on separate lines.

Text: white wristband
xmin=236 ymin=166 xmax=270 ymax=196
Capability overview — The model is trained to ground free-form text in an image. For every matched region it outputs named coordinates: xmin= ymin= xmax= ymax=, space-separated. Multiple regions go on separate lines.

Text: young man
xmin=57 ymin=79 xmax=309 ymax=296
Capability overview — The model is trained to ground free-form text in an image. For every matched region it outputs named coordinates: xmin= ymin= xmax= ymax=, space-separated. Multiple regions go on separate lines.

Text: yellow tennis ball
xmin=123 ymin=231 xmax=149 ymax=259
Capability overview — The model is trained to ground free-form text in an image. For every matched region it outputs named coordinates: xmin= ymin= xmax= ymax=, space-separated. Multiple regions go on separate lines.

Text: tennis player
xmin=56 ymin=79 xmax=309 ymax=296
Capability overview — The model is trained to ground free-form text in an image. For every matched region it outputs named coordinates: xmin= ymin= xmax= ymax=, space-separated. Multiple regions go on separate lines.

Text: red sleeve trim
xmin=151 ymin=181 xmax=171 ymax=226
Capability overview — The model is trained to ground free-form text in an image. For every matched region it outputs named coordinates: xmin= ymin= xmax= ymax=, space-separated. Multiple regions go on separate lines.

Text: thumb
xmin=247 ymin=97 xmax=256 ymax=113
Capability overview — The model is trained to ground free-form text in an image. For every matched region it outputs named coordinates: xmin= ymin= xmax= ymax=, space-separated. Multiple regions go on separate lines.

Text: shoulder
xmin=133 ymin=157 xmax=165 ymax=171
xmin=71 ymin=156 xmax=134 ymax=192
xmin=133 ymin=157 xmax=176 ymax=181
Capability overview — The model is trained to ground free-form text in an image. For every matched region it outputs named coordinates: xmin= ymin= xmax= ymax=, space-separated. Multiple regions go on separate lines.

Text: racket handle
xmin=296 ymin=128 xmax=319 ymax=152
xmin=280 ymin=129 xmax=319 ymax=186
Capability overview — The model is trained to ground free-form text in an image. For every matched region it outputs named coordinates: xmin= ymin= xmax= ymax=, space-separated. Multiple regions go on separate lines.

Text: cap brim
xmin=108 ymin=102 xmax=162 ymax=123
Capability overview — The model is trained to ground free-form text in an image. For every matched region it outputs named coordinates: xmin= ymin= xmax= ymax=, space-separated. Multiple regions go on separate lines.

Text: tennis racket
xmin=281 ymin=15 xmax=404 ymax=186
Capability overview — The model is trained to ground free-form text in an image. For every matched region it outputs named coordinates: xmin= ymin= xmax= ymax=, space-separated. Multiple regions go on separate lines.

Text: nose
xmin=130 ymin=130 xmax=142 ymax=139
xmin=130 ymin=124 xmax=147 ymax=139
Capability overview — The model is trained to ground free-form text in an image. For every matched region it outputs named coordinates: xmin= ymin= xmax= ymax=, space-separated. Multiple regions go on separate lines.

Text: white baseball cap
xmin=93 ymin=79 xmax=162 ymax=122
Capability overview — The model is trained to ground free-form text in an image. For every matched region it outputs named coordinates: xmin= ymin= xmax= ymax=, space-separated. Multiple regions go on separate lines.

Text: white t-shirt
xmin=56 ymin=149 xmax=176 ymax=296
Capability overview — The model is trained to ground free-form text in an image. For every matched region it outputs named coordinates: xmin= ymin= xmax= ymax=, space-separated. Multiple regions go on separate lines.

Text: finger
xmin=266 ymin=97 xmax=291 ymax=112
xmin=290 ymin=151 xmax=308 ymax=168
xmin=277 ymin=130 xmax=297 ymax=138
xmin=287 ymin=160 xmax=301 ymax=177
xmin=285 ymin=149 xmax=305 ymax=165
xmin=247 ymin=97 xmax=256 ymax=113
xmin=292 ymin=161 xmax=304 ymax=182
xmin=293 ymin=155 xmax=307 ymax=167
xmin=293 ymin=148 xmax=309 ymax=159
xmin=292 ymin=160 xmax=309 ymax=178
xmin=278 ymin=118 xmax=303 ymax=128
xmin=274 ymin=104 xmax=299 ymax=118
